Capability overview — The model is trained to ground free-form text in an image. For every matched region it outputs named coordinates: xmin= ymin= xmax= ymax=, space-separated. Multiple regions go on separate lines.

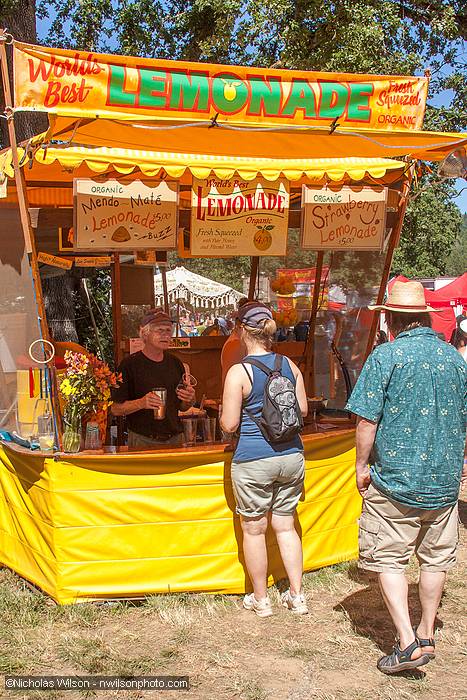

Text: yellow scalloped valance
xmin=0 ymin=144 xmax=406 ymax=184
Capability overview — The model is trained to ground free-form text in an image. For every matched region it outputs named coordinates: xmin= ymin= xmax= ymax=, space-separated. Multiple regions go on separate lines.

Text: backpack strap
xmin=241 ymin=362 xmax=253 ymax=387
xmin=273 ymin=354 xmax=283 ymax=373
xmin=241 ymin=359 xmax=269 ymax=429
xmin=243 ymin=358 xmax=275 ymax=376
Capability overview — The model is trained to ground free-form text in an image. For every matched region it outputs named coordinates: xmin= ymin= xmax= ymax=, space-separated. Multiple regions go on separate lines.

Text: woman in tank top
xmin=221 ymin=302 xmax=308 ymax=617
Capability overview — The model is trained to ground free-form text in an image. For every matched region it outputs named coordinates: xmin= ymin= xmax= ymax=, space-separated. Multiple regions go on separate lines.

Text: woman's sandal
xmin=377 ymin=640 xmax=430 ymax=675
xmin=413 ymin=626 xmax=436 ymax=659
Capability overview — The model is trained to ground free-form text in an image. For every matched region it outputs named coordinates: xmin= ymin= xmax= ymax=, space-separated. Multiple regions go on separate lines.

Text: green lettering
xmin=347 ymin=82 xmax=373 ymax=122
xmin=211 ymin=73 xmax=249 ymax=114
xmin=108 ymin=65 xmax=136 ymax=107
xmin=169 ymin=71 xmax=209 ymax=111
xmin=139 ymin=69 xmax=168 ymax=108
xmin=280 ymin=79 xmax=316 ymax=118
xmin=249 ymin=76 xmax=282 ymax=116
xmin=318 ymin=82 xmax=348 ymax=119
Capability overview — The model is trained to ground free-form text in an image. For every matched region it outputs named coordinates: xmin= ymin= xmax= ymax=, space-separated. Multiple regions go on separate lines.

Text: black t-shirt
xmin=112 ymin=351 xmax=185 ymax=438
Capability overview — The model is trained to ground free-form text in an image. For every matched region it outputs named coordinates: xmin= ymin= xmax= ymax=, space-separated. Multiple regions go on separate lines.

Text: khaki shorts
xmin=359 ymin=483 xmax=459 ymax=573
xmin=231 ymin=452 xmax=305 ymax=518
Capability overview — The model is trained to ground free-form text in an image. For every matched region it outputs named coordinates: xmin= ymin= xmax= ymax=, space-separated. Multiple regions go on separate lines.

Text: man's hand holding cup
xmin=140 ymin=391 xmax=163 ymax=411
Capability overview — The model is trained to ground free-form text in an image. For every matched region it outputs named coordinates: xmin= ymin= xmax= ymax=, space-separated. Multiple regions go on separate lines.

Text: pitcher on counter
xmin=111 ymin=309 xmax=196 ymax=449
xmin=221 ymin=301 xmax=308 ymax=617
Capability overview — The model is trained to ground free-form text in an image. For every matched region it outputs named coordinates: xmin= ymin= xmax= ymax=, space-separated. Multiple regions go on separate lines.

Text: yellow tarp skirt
xmin=0 ymin=430 xmax=359 ymax=604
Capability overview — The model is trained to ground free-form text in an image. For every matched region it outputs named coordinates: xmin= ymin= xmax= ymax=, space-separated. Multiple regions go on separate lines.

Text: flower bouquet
xmin=59 ymin=351 xmax=121 ymax=452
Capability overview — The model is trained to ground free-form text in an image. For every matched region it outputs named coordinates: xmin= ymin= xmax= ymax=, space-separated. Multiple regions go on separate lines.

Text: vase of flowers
xmin=62 ymin=416 xmax=81 ymax=454
xmin=59 ymin=351 xmax=121 ymax=453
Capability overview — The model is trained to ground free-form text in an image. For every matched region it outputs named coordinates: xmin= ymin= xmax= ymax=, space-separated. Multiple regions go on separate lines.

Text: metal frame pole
xmin=364 ymin=165 xmax=415 ymax=359
xmin=303 ymin=252 xmax=324 ymax=395
xmin=248 ymin=256 xmax=259 ymax=300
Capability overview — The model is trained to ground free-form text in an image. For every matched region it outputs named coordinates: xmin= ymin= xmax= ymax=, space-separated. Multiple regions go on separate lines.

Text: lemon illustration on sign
xmin=254 ymin=224 xmax=274 ymax=251
xmin=221 ymin=79 xmax=243 ymax=102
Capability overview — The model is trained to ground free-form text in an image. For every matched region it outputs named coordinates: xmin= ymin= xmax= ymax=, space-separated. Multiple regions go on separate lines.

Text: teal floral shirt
xmin=346 ymin=327 xmax=467 ymax=509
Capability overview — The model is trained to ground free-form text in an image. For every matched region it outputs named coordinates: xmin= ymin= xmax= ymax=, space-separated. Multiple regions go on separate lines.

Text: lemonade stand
xmin=0 ymin=34 xmax=465 ymax=603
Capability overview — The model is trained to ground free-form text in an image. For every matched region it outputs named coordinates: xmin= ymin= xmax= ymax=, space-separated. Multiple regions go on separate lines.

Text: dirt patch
xmin=0 ymin=500 xmax=466 ymax=700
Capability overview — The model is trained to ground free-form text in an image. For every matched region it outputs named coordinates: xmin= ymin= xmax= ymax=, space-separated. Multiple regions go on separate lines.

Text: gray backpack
xmin=242 ymin=354 xmax=303 ymax=444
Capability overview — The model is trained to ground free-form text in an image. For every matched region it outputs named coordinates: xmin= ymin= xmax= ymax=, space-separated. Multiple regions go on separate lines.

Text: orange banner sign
xmin=14 ymin=42 xmax=428 ymax=130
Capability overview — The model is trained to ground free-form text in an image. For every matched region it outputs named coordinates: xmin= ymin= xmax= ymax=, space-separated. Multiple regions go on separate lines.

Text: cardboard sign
xmin=191 ymin=177 xmax=289 ymax=257
xmin=301 ymin=186 xmax=387 ymax=250
xmin=134 ymin=250 xmax=156 ymax=265
xmin=74 ymin=179 xmax=178 ymax=251
xmin=37 ymin=252 xmax=73 ymax=270
xmin=170 ymin=337 xmax=191 ymax=349
xmin=74 ymin=256 xmax=111 ymax=267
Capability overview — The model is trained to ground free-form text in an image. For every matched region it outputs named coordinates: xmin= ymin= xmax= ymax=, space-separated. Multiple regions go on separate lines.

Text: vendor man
xmin=111 ymin=309 xmax=196 ymax=448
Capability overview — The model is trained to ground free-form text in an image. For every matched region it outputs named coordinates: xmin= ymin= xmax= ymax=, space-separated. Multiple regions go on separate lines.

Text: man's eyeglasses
xmin=148 ymin=326 xmax=172 ymax=336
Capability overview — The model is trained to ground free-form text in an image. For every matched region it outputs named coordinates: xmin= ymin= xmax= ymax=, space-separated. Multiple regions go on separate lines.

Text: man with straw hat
xmin=346 ymin=280 xmax=467 ymax=674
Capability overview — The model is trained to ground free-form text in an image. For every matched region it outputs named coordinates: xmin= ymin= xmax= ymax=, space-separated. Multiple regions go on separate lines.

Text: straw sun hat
xmin=369 ymin=280 xmax=439 ymax=313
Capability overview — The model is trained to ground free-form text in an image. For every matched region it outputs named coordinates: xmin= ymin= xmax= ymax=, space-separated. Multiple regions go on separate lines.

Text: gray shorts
xmin=359 ymin=483 xmax=459 ymax=573
xmin=231 ymin=452 xmax=305 ymax=518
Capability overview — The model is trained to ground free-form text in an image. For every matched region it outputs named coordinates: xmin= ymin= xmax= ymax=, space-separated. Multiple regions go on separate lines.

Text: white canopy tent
xmin=154 ymin=266 xmax=245 ymax=310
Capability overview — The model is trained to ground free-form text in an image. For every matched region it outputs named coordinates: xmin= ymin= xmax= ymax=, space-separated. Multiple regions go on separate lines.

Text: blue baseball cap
xmin=238 ymin=302 xmax=273 ymax=328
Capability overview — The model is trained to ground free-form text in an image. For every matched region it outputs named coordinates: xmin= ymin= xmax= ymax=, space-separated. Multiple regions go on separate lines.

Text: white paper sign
xmin=191 ymin=176 xmax=289 ymax=257
xmin=74 ymin=179 xmax=178 ymax=251
xmin=301 ymin=186 xmax=387 ymax=250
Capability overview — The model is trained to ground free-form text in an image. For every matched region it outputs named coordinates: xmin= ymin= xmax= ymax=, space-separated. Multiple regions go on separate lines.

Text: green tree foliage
xmin=393 ymin=181 xmax=463 ymax=277
xmin=74 ymin=270 xmax=114 ymax=365
xmin=444 ymin=213 xmax=467 ymax=276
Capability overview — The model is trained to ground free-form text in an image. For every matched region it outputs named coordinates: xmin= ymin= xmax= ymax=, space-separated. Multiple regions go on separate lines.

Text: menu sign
xmin=74 ymin=256 xmax=112 ymax=267
xmin=74 ymin=179 xmax=178 ymax=251
xmin=191 ymin=177 xmax=289 ymax=257
xmin=37 ymin=252 xmax=73 ymax=269
xmin=301 ymin=186 xmax=387 ymax=251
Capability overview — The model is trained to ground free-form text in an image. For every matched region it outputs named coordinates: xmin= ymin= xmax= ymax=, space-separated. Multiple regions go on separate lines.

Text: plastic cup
xmin=38 ymin=434 xmax=54 ymax=451
xmin=202 ymin=417 xmax=216 ymax=444
xmin=37 ymin=414 xmax=54 ymax=451
xmin=153 ymin=388 xmax=167 ymax=420
xmin=182 ymin=418 xmax=197 ymax=447
xmin=84 ymin=422 xmax=102 ymax=450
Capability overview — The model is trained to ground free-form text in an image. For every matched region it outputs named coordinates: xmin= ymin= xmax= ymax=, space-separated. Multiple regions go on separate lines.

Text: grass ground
xmin=0 ymin=500 xmax=465 ymax=700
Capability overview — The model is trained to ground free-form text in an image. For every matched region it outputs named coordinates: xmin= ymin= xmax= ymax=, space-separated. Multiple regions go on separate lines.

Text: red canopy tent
xmin=387 ymin=273 xmax=467 ymax=341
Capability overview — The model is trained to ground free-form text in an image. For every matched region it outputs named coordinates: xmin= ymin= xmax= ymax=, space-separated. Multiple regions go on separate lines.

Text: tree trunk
xmin=0 ymin=0 xmax=47 ymax=146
